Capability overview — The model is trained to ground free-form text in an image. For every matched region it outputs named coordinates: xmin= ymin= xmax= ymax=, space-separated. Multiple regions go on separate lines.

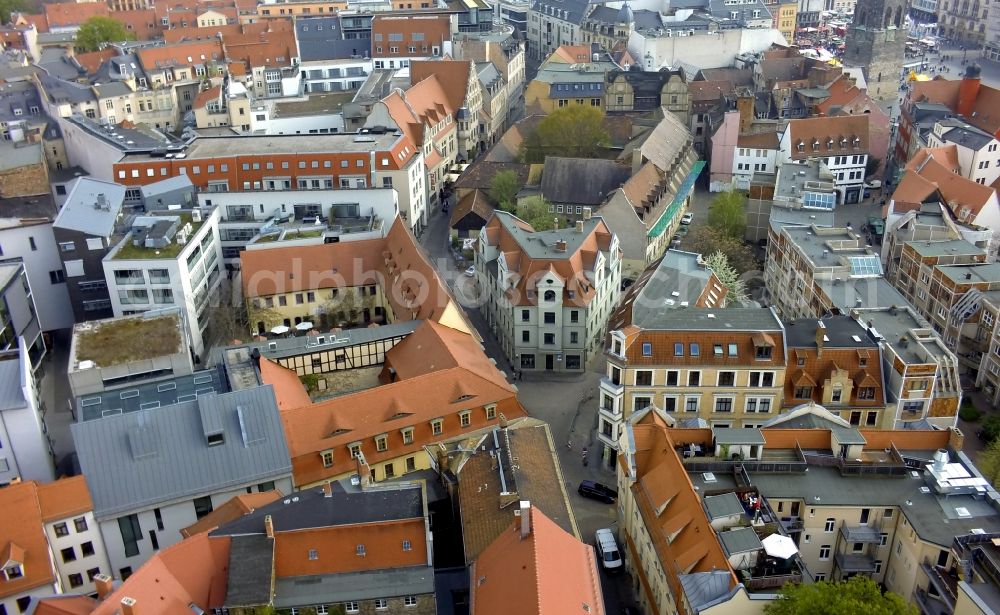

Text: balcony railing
xmin=745 ymin=573 xmax=802 ymax=591
xmin=921 ymin=558 xmax=957 ymax=608
xmin=835 ymin=552 xmax=876 ymax=573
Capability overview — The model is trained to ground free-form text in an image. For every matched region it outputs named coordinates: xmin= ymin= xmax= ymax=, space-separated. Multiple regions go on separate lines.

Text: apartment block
xmin=71 ymin=384 xmax=293 ymax=575
xmin=765 ymin=224 xmax=891 ymax=320
xmin=925 ymin=120 xmax=1000 ymax=186
xmin=102 ymin=207 xmax=222 ymax=358
xmin=855 ymin=306 xmax=962 ymax=428
xmin=602 ymin=305 xmax=785 ymax=468
xmin=36 ymin=477 xmax=112 ymax=597
xmin=0 ymin=260 xmax=46 ymax=369
xmin=112 ymin=132 xmax=428 ymax=236
xmin=477 ymin=211 xmax=621 ymax=373
xmin=778 ymin=115 xmax=871 ymax=204
xmin=617 ymin=410 xmax=999 ymax=615
xmin=0 ymin=343 xmax=51 ymax=485
xmin=782 ymin=316 xmax=890 ymax=428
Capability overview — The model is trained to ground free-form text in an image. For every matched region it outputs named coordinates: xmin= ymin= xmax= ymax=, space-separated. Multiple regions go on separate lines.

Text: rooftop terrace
xmin=73 ymin=314 xmax=183 ymax=368
xmin=111 ymin=212 xmax=205 ymax=260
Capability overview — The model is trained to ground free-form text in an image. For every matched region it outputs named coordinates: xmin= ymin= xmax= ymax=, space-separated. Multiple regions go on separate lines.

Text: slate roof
xmin=718 ymin=526 xmax=763 ymax=556
xmin=297 ymin=16 xmax=373 ymax=62
xmin=38 ymin=74 xmax=95 ymax=104
xmin=71 ymin=385 xmax=292 ymax=519
xmin=53 ymin=177 xmax=126 ymax=237
xmin=531 ymin=0 xmax=592 ymax=26
xmin=939 ymin=121 xmax=995 ymax=151
xmin=703 ymin=492 xmax=744 ymax=520
xmin=225 ymin=535 xmax=274 ymax=607
xmin=540 ymin=157 xmax=630 ymax=206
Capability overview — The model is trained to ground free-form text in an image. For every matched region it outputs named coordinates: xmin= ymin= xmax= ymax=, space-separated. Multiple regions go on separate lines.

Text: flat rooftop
xmin=769 ymin=205 xmax=835 ymax=231
xmin=627 ymin=249 xmax=716 ymax=322
xmin=76 ymin=367 xmax=228 ymax=421
xmin=857 ymin=308 xmax=950 ymax=364
xmin=72 ymin=313 xmax=183 ymax=369
xmin=937 ymin=263 xmax=1000 ymax=285
xmin=632 ymin=306 xmax=783 ymax=332
xmin=905 ymin=239 xmax=985 ymax=258
xmin=272 ymin=92 xmax=356 ymax=118
xmin=774 ymin=161 xmax=835 ymax=202
xmin=119 ymin=132 xmax=404 ymax=162
xmin=784 ymin=315 xmax=878 ymax=349
xmin=781 ymin=225 xmax=875 ymax=267
xmin=110 ymin=212 xmax=204 ymax=260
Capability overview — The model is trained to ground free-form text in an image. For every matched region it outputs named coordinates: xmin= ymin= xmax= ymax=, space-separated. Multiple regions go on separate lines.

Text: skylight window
xmin=849 ymin=256 xmax=883 ymax=278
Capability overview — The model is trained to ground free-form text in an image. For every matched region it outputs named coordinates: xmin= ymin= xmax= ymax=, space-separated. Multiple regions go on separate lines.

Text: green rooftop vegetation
xmin=75 ymin=316 xmax=181 ymax=367
xmin=113 ymin=214 xmax=204 ymax=260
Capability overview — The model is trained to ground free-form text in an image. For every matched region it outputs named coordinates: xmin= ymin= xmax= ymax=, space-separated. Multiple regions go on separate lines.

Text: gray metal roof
xmin=140 ymin=174 xmax=194 ymax=198
xmin=620 ymin=250 xmax=715 ymax=322
xmin=94 ymin=81 xmax=133 ymax=98
xmin=816 ymin=277 xmax=909 ymax=311
xmin=678 ymin=571 xmax=734 ymax=613
xmin=53 ymin=177 xmax=126 ymax=237
xmin=212 ymin=480 xmax=424 ymax=535
xmin=831 ymin=426 xmax=867 ymax=445
xmin=713 ymin=427 xmax=765 ymax=445
xmin=703 ymin=492 xmax=744 ymax=520
xmin=39 ymin=75 xmax=94 ymax=104
xmin=718 ymin=526 xmax=762 ymax=556
xmin=225 ymin=535 xmax=275 ymax=607
xmin=904 ymin=239 xmax=984 ymax=258
xmin=531 ymin=0 xmax=592 ymax=26
xmin=783 ymin=315 xmax=878 ymax=349
xmin=71 ymin=384 xmax=292 ymax=519
xmin=296 ymin=16 xmax=372 ymax=62
xmin=940 ymin=121 xmax=995 ymax=151
xmin=492 ymin=210 xmax=607 ymax=260
xmin=540 ymin=157 xmax=630 ymax=206
xmin=274 ymin=566 xmax=435 ymax=607
xmin=0 ymin=352 xmax=25 ymax=411
xmin=631 ymin=305 xmax=783 ymax=332
xmin=76 ymin=368 xmax=229 ymax=421
xmin=0 ymin=80 xmax=42 ymax=123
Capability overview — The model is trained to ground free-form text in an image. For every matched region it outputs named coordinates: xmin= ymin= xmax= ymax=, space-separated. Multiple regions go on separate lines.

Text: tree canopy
xmin=707 ymin=190 xmax=747 ymax=239
xmin=764 ymin=577 xmax=916 ymax=615
xmin=488 ymin=170 xmax=519 ymax=210
xmin=75 ymin=16 xmax=135 ymax=53
xmin=976 ymin=437 xmax=1000 ymax=488
xmin=514 ymin=196 xmax=561 ymax=231
xmin=682 ymin=226 xmax=758 ymax=275
xmin=521 ymin=105 xmax=610 ymax=163
xmin=703 ymin=251 xmax=747 ymax=306
xmin=0 ymin=0 xmax=27 ymax=25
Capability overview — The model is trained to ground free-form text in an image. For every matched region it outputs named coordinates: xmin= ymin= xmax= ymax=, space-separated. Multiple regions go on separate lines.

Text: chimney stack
xmin=815 ymin=320 xmax=826 ymax=357
xmin=555 ymin=240 xmax=567 ymax=252
xmin=356 ymin=451 xmax=373 ymax=487
xmin=322 ymin=482 xmax=332 ymax=497
xmin=94 ymin=574 xmax=113 ymax=600
xmin=120 ymin=597 xmax=138 ymax=615
xmin=519 ymin=501 xmax=531 ymax=539
xmin=575 ymin=220 xmax=584 ymax=233
xmin=264 ymin=515 xmax=274 ymax=539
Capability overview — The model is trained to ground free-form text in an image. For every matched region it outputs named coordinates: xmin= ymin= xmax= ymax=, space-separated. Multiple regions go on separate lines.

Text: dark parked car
xmin=578 ymin=480 xmax=618 ymax=503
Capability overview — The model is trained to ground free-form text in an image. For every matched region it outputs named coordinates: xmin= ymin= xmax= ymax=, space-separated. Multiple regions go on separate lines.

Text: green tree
xmin=976 ymin=438 xmax=1000 ymax=487
xmin=521 ymin=105 xmax=610 ymax=163
xmin=707 ymin=190 xmax=747 ymax=239
xmin=702 ymin=251 xmax=747 ymax=306
xmin=515 ymin=196 xmax=562 ymax=231
xmin=488 ymin=170 xmax=520 ymax=211
xmin=682 ymin=226 xmax=759 ymax=275
xmin=980 ymin=414 xmax=1000 ymax=445
xmin=74 ymin=16 xmax=135 ymax=52
xmin=0 ymin=0 xmax=27 ymax=24
xmin=765 ymin=577 xmax=916 ymax=615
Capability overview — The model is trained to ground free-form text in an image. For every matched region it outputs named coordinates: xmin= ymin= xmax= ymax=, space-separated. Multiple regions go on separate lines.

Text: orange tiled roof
xmin=73 ymin=49 xmax=116 ymax=75
xmin=36 ymin=476 xmax=93 ymax=523
xmin=44 ymin=2 xmax=108 ymax=27
xmin=787 ymin=114 xmax=870 ymax=160
xmin=481 ymin=213 xmax=616 ymax=308
xmin=470 ymin=506 xmax=604 ymax=615
xmin=370 ymin=15 xmax=450 ymax=58
xmin=115 ymin=9 xmax=161 ymax=40
xmin=280 ymin=321 xmax=523 ymax=485
xmin=275 ymin=520 xmax=428 ymax=576
xmin=0 ymin=482 xmax=55 ymax=598
xmin=907 ymin=145 xmax=961 ymax=173
xmin=137 ymin=40 xmax=224 ymax=72
xmin=90 ymin=532 xmax=231 ymax=615
xmin=410 ymin=60 xmax=473 ymax=117
xmin=33 ymin=596 xmax=99 ymax=615
xmin=550 ymin=45 xmax=592 ymax=64
xmin=180 ymin=491 xmax=282 ymax=538
xmin=193 ymin=85 xmax=222 ymax=110
xmin=893 ymin=152 xmax=996 ymax=222
xmin=258 ymin=357 xmax=311 ymax=411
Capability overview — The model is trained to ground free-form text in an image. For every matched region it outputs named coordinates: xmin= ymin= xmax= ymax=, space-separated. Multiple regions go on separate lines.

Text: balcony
xmin=921 ymin=559 xmax=957 ymax=610
xmin=745 ymin=572 xmax=803 ymax=591
xmin=599 ymin=402 xmax=621 ymax=420
xmin=913 ymin=587 xmax=952 ymax=615
xmin=840 ymin=525 xmax=881 ymax=544
xmin=835 ymin=552 xmax=876 ymax=573
xmin=600 ymin=376 xmax=624 ymax=396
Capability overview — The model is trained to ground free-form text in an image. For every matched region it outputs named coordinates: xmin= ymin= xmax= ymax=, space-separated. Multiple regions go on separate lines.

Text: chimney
xmin=957 ymin=64 xmax=982 ymax=118
xmin=94 ymin=574 xmax=113 ymax=600
xmin=519 ymin=500 xmax=531 ymax=539
xmin=736 ymin=88 xmax=754 ymax=133
xmin=264 ymin=515 xmax=274 ymax=539
xmin=890 ymin=304 xmax=898 ymax=316
xmin=575 ymin=220 xmax=584 ymax=233
xmin=321 ymin=482 xmax=332 ymax=497
xmin=120 ymin=597 xmax=137 ymax=615
xmin=815 ymin=320 xmax=826 ymax=357
xmin=356 ymin=452 xmax=373 ymax=487
xmin=555 ymin=240 xmax=567 ymax=252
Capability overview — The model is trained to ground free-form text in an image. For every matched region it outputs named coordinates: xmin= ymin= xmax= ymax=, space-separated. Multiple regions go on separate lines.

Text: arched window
xmin=883 ymin=8 xmax=892 ymax=28
xmin=544 ymin=290 xmax=556 ymax=301
xmin=893 ymin=6 xmax=902 ymax=27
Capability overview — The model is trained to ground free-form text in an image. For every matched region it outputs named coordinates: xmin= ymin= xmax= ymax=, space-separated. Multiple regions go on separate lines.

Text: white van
xmin=595 ymin=528 xmax=623 ymax=572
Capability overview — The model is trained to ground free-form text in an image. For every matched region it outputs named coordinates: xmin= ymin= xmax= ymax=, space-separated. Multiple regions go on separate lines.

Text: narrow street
xmin=416 ymin=204 xmax=638 ymax=612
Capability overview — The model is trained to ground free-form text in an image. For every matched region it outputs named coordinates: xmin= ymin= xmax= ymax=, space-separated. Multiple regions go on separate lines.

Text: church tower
xmin=842 ymin=0 xmax=908 ymax=101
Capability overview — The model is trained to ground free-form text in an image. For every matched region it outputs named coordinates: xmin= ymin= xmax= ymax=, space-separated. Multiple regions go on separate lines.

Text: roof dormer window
xmin=827 ymin=137 xmax=833 ymax=150
xmin=852 ymin=136 xmax=860 ymax=148
xmin=797 ymin=140 xmax=804 ymax=152
xmin=3 ymin=564 xmax=23 ymax=580
xmin=812 ymin=138 xmax=820 ymax=151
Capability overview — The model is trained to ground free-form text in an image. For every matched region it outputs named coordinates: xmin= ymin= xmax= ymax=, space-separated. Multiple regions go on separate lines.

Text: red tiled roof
xmin=786 ymin=114 xmax=870 ymax=160
xmin=258 ymin=357 xmax=311 ymax=410
xmin=410 ymin=60 xmax=473 ymax=117
xmin=193 ymin=85 xmax=222 ymax=110
xmin=470 ymin=506 xmax=605 ymax=615
xmin=36 ymin=476 xmax=93 ymax=523
xmin=137 ymin=40 xmax=224 ymax=72
xmin=892 ymin=152 xmax=996 ymax=222
xmin=44 ymin=2 xmax=108 ymax=27
xmin=33 ymin=596 xmax=99 ymax=615
xmin=180 ymin=491 xmax=282 ymax=537
xmin=0 ymin=482 xmax=55 ymax=598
